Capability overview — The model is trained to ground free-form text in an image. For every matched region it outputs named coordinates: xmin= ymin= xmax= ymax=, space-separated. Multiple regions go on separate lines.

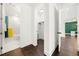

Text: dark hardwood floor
xmin=1 ymin=39 xmax=44 ymax=56
xmin=52 ymin=36 xmax=78 ymax=56
xmin=60 ymin=36 xmax=77 ymax=56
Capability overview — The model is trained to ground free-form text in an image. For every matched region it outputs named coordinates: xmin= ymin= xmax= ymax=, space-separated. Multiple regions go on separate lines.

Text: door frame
xmin=58 ymin=6 xmax=78 ymax=52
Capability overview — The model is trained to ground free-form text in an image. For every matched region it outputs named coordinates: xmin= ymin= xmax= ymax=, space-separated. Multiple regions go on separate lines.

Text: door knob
xmin=57 ymin=32 xmax=62 ymax=34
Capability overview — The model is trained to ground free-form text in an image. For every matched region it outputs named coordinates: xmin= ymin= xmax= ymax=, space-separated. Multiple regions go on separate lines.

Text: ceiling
xmin=55 ymin=3 xmax=79 ymax=10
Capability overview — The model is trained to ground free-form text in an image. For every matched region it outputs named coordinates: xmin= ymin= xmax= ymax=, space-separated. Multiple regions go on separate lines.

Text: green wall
xmin=65 ymin=21 xmax=77 ymax=34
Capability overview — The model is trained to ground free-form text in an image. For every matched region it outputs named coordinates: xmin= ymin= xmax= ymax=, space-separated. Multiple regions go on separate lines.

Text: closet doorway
xmin=37 ymin=22 xmax=44 ymax=40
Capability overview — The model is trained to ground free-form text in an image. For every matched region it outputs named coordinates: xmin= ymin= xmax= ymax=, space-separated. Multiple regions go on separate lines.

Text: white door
xmin=58 ymin=6 xmax=77 ymax=56
xmin=2 ymin=3 xmax=20 ymax=54
xmin=0 ymin=4 xmax=2 ymax=55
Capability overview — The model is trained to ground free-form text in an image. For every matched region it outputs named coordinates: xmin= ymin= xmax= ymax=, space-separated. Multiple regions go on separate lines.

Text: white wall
xmin=44 ymin=4 xmax=50 ymax=56
xmin=48 ymin=4 xmax=59 ymax=55
xmin=54 ymin=7 xmax=59 ymax=48
xmin=35 ymin=4 xmax=46 ymax=40
xmin=48 ymin=4 xmax=56 ymax=56
xmin=2 ymin=4 xmax=37 ymax=54
xmin=30 ymin=5 xmax=37 ymax=46
xmin=35 ymin=3 xmax=46 ymax=23
xmin=19 ymin=4 xmax=37 ymax=48
xmin=44 ymin=4 xmax=58 ymax=56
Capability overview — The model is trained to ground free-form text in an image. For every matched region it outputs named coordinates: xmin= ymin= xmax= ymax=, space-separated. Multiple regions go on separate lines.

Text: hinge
xmin=1 ymin=46 xmax=3 ymax=50
xmin=1 ymin=3 xmax=2 ymax=5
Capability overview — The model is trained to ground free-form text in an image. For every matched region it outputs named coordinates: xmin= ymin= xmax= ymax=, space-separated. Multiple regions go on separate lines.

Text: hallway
xmin=1 ymin=39 xmax=44 ymax=56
